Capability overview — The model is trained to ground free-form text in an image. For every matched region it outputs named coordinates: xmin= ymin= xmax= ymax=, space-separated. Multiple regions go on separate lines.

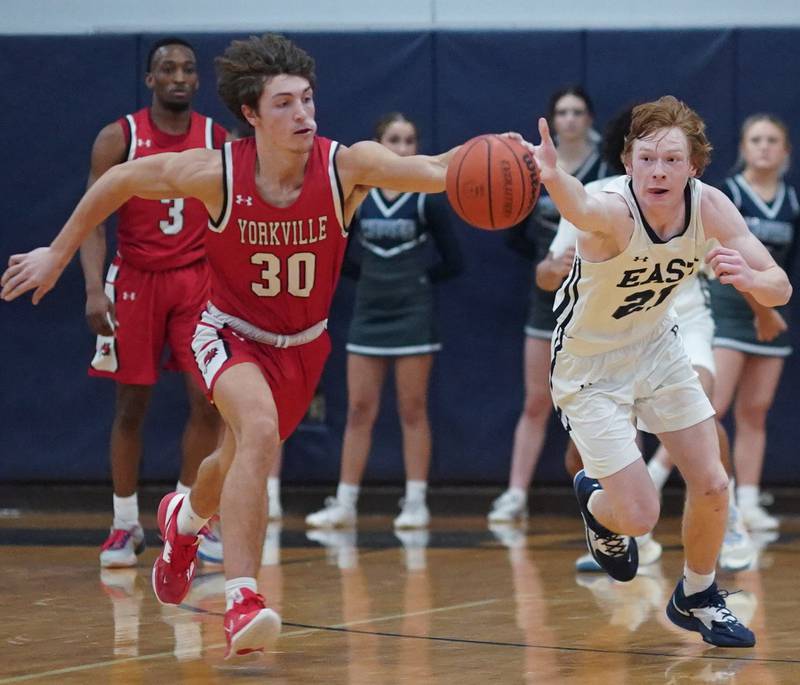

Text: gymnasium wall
xmin=1 ymin=29 xmax=799 ymax=485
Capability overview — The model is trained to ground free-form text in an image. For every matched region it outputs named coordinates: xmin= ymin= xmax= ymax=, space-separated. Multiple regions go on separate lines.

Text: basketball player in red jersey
xmin=2 ymin=33 xmax=460 ymax=659
xmin=79 ymin=38 xmax=228 ymax=570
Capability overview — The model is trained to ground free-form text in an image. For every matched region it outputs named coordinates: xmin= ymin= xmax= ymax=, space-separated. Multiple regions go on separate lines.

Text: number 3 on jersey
xmin=251 ymin=252 xmax=316 ymax=298
xmin=159 ymin=198 xmax=184 ymax=235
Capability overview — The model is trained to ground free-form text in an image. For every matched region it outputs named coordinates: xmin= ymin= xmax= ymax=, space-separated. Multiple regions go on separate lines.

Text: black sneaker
xmin=573 ymin=470 xmax=638 ymax=582
xmin=666 ymin=579 xmax=756 ymax=647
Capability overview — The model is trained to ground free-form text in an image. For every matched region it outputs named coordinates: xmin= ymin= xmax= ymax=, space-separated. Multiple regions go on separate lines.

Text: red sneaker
xmin=224 ymin=588 xmax=281 ymax=659
xmin=151 ymin=492 xmax=200 ymax=605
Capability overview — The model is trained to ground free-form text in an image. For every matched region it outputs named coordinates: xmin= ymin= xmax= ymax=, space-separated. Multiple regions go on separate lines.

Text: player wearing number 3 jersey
xmin=1 ymin=33 xmax=460 ymax=659
xmin=77 ymin=37 xmax=227 ymax=570
xmin=528 ymin=96 xmax=790 ymax=648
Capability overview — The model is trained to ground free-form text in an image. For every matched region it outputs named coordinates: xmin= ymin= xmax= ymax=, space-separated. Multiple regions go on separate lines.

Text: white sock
xmin=225 ymin=577 xmax=258 ymax=610
xmin=508 ymin=486 xmax=527 ymax=502
xmin=646 ymin=458 xmax=671 ymax=492
xmin=737 ymin=484 xmax=759 ymax=510
xmin=267 ymin=477 xmax=280 ymax=499
xmin=405 ymin=480 xmax=427 ymax=504
xmin=175 ymin=481 xmax=191 ymax=495
xmin=113 ymin=493 xmax=139 ymax=530
xmin=683 ymin=564 xmax=715 ymax=596
xmin=728 ymin=478 xmax=737 ymax=509
xmin=336 ymin=482 xmax=359 ymax=508
xmin=176 ymin=495 xmax=209 ymax=536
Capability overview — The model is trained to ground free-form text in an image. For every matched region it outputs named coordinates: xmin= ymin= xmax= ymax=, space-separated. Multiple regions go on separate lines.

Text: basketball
xmin=446 ymin=134 xmax=541 ymax=230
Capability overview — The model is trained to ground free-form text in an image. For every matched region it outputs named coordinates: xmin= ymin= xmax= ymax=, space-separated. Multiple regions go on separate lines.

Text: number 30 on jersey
xmin=251 ymin=252 xmax=316 ymax=298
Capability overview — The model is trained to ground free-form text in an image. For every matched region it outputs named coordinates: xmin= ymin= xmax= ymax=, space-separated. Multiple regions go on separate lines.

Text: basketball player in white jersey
xmin=528 ymin=96 xmax=791 ymax=648
xmin=547 ymin=111 xmax=756 ymax=576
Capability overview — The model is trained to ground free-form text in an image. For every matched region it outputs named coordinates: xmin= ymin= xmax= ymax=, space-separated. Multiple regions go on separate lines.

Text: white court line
xmin=0 ymin=598 xmax=499 ymax=683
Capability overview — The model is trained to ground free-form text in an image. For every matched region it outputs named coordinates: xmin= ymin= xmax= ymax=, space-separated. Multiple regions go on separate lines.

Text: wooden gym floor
xmin=0 ymin=490 xmax=798 ymax=684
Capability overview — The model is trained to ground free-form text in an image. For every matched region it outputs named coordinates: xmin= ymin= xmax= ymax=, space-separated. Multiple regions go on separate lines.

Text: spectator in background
xmin=489 ymin=86 xmax=607 ymax=524
xmin=80 ymin=37 xmax=226 ymax=569
xmin=708 ymin=114 xmax=799 ymax=532
xmin=306 ymin=113 xmax=463 ymax=530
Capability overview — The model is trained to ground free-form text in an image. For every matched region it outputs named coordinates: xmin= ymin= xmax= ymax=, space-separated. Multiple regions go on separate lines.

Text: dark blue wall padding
xmin=1 ymin=29 xmax=799 ymax=486
xmin=585 ymin=30 xmax=738 ymax=184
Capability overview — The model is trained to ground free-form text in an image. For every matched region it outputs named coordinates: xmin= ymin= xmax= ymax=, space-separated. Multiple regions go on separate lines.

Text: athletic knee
xmin=616 ymin=499 xmax=660 ymax=536
xmin=690 ymin=471 xmax=729 ymax=500
xmin=236 ymin=414 xmax=280 ymax=455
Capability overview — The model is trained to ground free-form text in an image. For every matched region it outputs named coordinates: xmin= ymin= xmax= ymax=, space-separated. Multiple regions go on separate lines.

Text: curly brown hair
xmin=623 ymin=96 xmax=712 ymax=175
xmin=216 ymin=33 xmax=316 ymax=125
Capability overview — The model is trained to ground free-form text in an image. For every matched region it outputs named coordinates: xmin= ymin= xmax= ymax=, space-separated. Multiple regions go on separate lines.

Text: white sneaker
xmin=740 ymin=504 xmax=779 ymax=531
xmin=575 ymin=535 xmax=660 ymax=572
xmin=487 ymin=490 xmax=528 ymax=523
xmin=635 ymin=533 xmax=663 ymax=566
xmin=305 ymin=497 xmax=356 ymax=528
xmin=719 ymin=504 xmax=756 ymax=572
xmin=393 ymin=498 xmax=430 ymax=529
xmin=99 ymin=525 xmax=146 ymax=568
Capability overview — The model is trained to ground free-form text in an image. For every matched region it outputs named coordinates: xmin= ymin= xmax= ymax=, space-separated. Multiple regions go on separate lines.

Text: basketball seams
xmin=453 ymin=136 xmax=483 ymax=225
xmin=494 ymin=135 xmax=529 ymax=226
xmin=486 ymin=136 xmax=495 ymax=229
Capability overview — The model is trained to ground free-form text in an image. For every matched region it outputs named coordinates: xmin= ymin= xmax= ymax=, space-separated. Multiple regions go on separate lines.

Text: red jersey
xmin=116 ymin=108 xmax=227 ymax=271
xmin=206 ymin=136 xmax=348 ymax=334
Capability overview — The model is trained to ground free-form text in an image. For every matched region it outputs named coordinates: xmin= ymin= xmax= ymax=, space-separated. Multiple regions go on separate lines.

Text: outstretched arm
xmin=2 ymin=148 xmax=221 ymax=303
xmin=337 ymin=140 xmax=459 ymax=198
xmin=703 ymin=184 xmax=792 ymax=307
xmin=531 ymin=118 xmax=623 ymax=235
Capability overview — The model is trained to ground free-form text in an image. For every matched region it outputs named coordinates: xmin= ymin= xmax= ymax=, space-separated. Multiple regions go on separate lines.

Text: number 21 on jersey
xmin=251 ymin=252 xmax=316 ymax=298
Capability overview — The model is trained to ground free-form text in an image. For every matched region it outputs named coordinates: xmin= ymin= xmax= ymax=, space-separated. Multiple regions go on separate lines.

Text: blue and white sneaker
xmin=574 ymin=470 xmax=638 ymax=582
xmin=666 ymin=579 xmax=756 ymax=647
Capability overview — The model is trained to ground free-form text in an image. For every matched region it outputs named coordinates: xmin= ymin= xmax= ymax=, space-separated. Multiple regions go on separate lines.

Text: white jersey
xmin=552 ymin=175 xmax=706 ymax=356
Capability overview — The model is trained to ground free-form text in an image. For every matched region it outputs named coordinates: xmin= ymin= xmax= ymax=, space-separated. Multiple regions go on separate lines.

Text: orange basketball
xmin=446 ymin=134 xmax=541 ymax=230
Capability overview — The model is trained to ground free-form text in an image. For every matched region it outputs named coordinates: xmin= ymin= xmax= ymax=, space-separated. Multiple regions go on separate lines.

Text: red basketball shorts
xmin=191 ymin=308 xmax=331 ymax=440
xmin=89 ymin=256 xmax=210 ymax=385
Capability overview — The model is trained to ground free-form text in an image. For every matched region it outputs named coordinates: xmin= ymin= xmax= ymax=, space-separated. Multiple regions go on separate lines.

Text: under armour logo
xmin=670 ymin=324 xmax=679 ymax=337
xmin=633 ymin=256 xmax=649 ymax=262
xmin=236 ymin=194 xmax=253 ymax=206
xmin=122 ymin=291 xmax=136 ymax=301
xmin=137 ymin=138 xmax=152 ymax=148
